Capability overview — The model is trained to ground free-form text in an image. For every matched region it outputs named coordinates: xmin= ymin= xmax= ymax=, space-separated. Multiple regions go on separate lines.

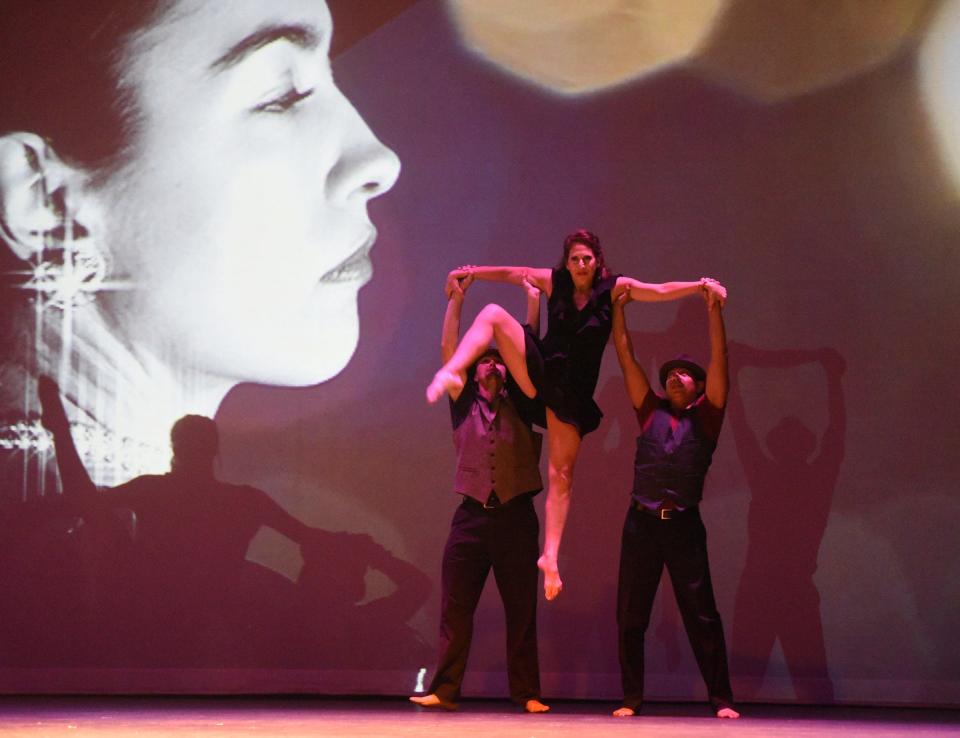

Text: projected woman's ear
xmin=0 ymin=134 xmax=71 ymax=261
xmin=0 ymin=133 xmax=106 ymax=299
xmin=0 ymin=0 xmax=400 ymax=494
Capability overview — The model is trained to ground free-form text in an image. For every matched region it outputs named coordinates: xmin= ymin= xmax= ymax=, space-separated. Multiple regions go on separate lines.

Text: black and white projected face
xmin=103 ymin=0 xmax=400 ymax=385
xmin=0 ymin=0 xmax=399 ymax=487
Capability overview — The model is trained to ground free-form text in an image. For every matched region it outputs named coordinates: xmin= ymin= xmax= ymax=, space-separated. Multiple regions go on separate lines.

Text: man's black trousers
xmin=428 ymin=494 xmax=541 ymax=704
xmin=617 ymin=504 xmax=735 ymax=713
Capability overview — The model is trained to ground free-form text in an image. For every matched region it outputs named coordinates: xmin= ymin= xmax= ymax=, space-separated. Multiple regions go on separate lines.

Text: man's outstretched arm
xmin=703 ymin=289 xmax=729 ymax=410
xmin=611 ymin=291 xmax=651 ymax=408
xmin=439 ymin=272 xmax=473 ymax=401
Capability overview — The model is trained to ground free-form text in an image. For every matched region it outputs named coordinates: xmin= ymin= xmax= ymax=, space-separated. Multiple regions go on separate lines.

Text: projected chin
xmin=129 ymin=277 xmax=365 ymax=388
xmin=232 ymin=284 xmax=364 ymax=387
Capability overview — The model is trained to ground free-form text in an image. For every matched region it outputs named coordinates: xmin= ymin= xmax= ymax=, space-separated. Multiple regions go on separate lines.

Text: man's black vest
xmin=632 ymin=398 xmax=717 ymax=511
xmin=453 ymin=394 xmax=542 ymax=505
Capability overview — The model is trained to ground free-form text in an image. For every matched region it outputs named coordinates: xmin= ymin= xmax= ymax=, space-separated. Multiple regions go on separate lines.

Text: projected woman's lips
xmin=320 ymin=232 xmax=376 ymax=284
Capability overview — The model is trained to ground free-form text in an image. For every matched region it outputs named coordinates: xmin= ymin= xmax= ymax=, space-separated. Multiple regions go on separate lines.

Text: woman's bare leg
xmin=426 ymin=304 xmax=536 ymax=402
xmin=538 ymin=408 xmax=581 ymax=601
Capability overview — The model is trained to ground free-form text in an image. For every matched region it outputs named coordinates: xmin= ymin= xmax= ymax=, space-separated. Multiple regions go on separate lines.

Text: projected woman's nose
xmin=327 ymin=98 xmax=401 ymax=204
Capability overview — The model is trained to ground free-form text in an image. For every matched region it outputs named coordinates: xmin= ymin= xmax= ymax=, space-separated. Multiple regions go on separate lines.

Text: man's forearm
xmin=705 ymin=301 xmax=729 ymax=406
xmin=611 ymin=301 xmax=635 ymax=369
xmin=708 ymin=302 xmax=728 ymax=364
xmin=440 ymin=297 xmax=463 ymax=363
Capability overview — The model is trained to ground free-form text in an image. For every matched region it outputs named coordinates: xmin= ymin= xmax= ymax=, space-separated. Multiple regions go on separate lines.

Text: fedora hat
xmin=658 ymin=353 xmax=706 ymax=388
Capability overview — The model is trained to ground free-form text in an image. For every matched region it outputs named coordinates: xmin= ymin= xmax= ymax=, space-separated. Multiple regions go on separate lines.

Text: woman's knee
xmin=478 ymin=303 xmax=509 ymax=324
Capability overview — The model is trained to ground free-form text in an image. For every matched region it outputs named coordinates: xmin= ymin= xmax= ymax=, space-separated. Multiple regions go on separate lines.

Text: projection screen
xmin=1 ymin=0 xmax=957 ymax=706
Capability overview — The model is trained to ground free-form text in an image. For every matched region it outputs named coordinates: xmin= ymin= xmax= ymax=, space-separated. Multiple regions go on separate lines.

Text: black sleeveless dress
xmin=524 ymin=267 xmax=619 ymax=436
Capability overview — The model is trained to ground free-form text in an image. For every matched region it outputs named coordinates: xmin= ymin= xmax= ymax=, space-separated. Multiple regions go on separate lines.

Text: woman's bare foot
xmin=612 ymin=707 xmax=635 ymax=717
xmin=537 ymin=554 xmax=563 ymax=600
xmin=426 ymin=368 xmax=464 ymax=403
xmin=716 ymin=707 xmax=740 ymax=719
xmin=524 ymin=699 xmax=550 ymax=713
xmin=409 ymin=694 xmax=458 ymax=711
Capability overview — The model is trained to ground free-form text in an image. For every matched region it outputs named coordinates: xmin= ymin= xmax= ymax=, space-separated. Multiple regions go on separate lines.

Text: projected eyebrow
xmin=210 ymin=24 xmax=322 ymax=72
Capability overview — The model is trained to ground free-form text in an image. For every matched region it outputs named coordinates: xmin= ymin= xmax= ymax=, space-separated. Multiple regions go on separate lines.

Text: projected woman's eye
xmin=253 ymin=86 xmax=315 ymax=114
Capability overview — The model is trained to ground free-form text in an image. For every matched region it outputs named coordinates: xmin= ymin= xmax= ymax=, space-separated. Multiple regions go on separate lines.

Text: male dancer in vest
xmin=411 ymin=272 xmax=549 ymax=713
xmin=610 ymin=283 xmax=739 ymax=719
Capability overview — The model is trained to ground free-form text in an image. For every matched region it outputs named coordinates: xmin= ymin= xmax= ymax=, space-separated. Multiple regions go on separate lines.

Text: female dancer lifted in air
xmin=427 ymin=230 xmax=726 ymax=600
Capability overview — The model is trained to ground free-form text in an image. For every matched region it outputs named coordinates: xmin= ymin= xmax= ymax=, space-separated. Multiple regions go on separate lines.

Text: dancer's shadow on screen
xmin=259 ymin=530 xmax=431 ymax=668
xmin=0 ymin=376 xmax=430 ymax=668
xmin=727 ymin=343 xmax=845 ymax=703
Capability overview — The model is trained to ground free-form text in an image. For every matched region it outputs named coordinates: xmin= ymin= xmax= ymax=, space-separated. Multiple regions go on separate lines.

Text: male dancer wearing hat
xmin=609 ymin=282 xmax=739 ymax=719
xmin=411 ymin=272 xmax=550 ymax=713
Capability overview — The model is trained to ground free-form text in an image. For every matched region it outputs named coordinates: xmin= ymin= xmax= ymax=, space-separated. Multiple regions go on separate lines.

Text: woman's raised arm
xmin=452 ymin=265 xmax=553 ymax=295
xmin=616 ymin=276 xmax=726 ymax=306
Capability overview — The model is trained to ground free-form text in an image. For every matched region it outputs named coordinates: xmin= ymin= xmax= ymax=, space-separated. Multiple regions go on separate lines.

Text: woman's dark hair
xmin=556 ymin=229 xmax=610 ymax=283
xmin=0 ymin=1 xmax=170 ymax=171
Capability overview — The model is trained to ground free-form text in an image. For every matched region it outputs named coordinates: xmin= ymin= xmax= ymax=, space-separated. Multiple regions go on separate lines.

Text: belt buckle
xmin=659 ymin=507 xmax=673 ymax=520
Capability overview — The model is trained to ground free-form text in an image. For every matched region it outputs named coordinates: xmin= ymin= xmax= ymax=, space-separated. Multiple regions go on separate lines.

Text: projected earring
xmin=21 ymin=213 xmax=107 ymax=311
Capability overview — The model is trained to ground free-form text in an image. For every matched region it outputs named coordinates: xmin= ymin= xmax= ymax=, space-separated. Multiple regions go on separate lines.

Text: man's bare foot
xmin=612 ymin=706 xmax=635 ymax=717
xmin=409 ymin=694 xmax=458 ymax=711
xmin=537 ymin=554 xmax=563 ymax=600
xmin=716 ymin=707 xmax=740 ymax=719
xmin=524 ymin=699 xmax=550 ymax=713
xmin=426 ymin=368 xmax=464 ymax=403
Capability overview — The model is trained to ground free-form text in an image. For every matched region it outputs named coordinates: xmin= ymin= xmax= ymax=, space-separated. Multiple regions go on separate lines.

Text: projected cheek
xmin=920 ymin=0 xmax=960 ymax=195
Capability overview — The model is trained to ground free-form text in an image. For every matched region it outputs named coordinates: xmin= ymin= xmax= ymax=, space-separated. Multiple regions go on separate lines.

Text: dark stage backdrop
xmin=1 ymin=0 xmax=958 ymax=706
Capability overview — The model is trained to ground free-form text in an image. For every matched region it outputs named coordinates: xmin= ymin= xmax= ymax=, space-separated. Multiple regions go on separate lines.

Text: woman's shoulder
xmin=595 ymin=271 xmax=621 ymax=295
xmin=550 ymin=266 xmax=573 ymax=293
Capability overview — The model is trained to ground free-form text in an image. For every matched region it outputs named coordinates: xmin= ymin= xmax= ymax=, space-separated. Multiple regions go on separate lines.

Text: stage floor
xmin=0 ymin=697 xmax=957 ymax=737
